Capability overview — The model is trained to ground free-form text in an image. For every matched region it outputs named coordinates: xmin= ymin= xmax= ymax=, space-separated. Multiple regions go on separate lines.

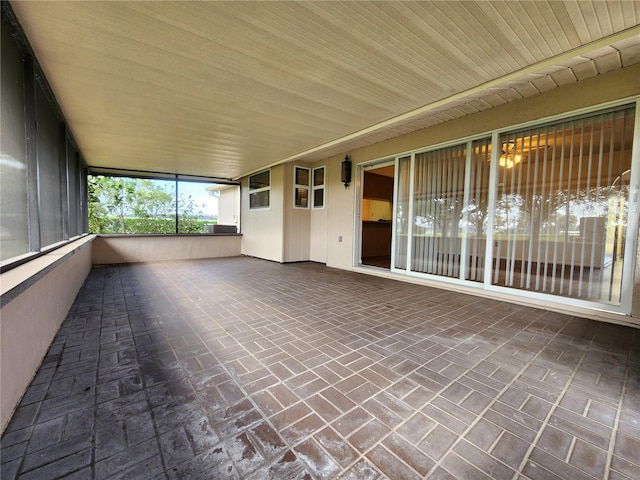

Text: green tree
xmin=178 ymin=193 xmax=207 ymax=233
xmin=130 ymin=179 xmax=175 ymax=233
xmin=88 ymin=175 xmax=107 ymax=233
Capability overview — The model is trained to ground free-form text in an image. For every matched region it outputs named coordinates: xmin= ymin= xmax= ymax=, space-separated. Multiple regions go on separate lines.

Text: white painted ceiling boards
xmin=10 ymin=1 xmax=640 ymax=179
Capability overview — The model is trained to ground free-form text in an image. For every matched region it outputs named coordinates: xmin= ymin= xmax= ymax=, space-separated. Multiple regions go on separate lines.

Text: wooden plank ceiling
xmin=10 ymin=1 xmax=640 ymax=179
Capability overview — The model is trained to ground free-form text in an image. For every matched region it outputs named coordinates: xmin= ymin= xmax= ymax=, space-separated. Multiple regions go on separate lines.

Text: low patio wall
xmin=92 ymin=234 xmax=242 ymax=264
xmin=0 ymin=236 xmax=94 ymax=432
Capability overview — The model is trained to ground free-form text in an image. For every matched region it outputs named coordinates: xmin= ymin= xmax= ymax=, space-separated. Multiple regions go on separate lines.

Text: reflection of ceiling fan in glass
xmin=499 ymin=141 xmax=524 ymax=169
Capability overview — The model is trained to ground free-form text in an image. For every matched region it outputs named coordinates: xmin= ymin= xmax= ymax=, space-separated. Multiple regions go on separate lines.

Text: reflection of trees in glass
xmin=494 ymin=193 xmax=530 ymax=233
xmin=88 ymin=176 xmax=207 ymax=234
xmin=487 ymin=185 xmax=628 ymax=237
xmin=414 ymin=195 xmax=462 ymax=235
xmin=459 ymin=200 xmax=487 ymax=235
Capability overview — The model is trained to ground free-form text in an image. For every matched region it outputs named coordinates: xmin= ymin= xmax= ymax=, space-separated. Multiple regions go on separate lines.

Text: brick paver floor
xmin=2 ymin=257 xmax=639 ymax=479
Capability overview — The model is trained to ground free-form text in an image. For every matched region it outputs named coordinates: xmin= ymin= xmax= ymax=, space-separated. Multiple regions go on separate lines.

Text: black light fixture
xmin=341 ymin=155 xmax=352 ymax=188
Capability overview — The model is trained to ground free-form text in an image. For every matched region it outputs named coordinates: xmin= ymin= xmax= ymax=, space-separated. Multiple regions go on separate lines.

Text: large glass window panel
xmin=411 ymin=144 xmax=466 ymax=277
xmin=1 ymin=26 xmax=30 ymax=261
xmin=393 ymin=156 xmax=411 ymax=270
xmin=36 ymin=86 xmax=64 ymax=248
xmin=492 ymin=106 xmax=635 ymax=305
xmin=461 ymin=138 xmax=492 ymax=282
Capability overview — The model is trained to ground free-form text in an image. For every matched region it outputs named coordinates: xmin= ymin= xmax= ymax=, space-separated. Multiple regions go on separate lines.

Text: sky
xmin=177 ymin=181 xmax=219 ymax=216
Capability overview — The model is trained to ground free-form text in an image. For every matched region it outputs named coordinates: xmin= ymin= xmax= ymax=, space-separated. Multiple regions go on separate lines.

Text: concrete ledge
xmin=1 ymin=236 xmax=95 ymax=308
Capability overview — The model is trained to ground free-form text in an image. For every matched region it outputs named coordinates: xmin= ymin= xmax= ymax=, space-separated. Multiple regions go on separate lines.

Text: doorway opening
xmin=360 ymin=163 xmax=395 ymax=268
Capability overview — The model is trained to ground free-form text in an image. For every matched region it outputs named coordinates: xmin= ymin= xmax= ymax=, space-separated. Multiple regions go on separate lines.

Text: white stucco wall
xmin=241 ymin=165 xmax=285 ymax=262
xmin=325 ymin=163 xmax=358 ymax=270
xmin=219 ymin=186 xmax=240 ymax=228
xmin=310 ymin=163 xmax=328 ymax=264
xmin=283 ymin=163 xmax=311 ymax=263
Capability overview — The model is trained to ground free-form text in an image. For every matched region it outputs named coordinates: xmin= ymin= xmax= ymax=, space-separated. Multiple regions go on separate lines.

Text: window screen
xmin=36 ymin=86 xmax=64 ymax=248
xmin=1 ymin=26 xmax=30 ymax=261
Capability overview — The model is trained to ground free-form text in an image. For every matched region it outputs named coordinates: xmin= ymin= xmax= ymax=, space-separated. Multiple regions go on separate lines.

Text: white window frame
xmin=312 ymin=166 xmax=325 ymax=209
xmin=249 ymin=169 xmax=270 ymax=210
xmin=293 ymin=166 xmax=310 ymax=209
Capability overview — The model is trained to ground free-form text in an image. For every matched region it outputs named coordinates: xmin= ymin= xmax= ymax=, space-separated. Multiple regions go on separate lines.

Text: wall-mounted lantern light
xmin=341 ymin=155 xmax=352 ymax=188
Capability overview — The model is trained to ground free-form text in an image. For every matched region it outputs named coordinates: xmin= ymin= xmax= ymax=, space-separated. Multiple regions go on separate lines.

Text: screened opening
xmin=1 ymin=17 xmax=88 ymax=268
xmin=1 ymin=24 xmax=29 ymax=261
xmin=36 ymin=85 xmax=64 ymax=248
xmin=88 ymin=175 xmax=237 ymax=234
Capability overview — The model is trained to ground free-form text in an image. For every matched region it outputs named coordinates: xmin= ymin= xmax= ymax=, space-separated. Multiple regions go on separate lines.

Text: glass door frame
xmin=354 ymin=159 xmax=396 ymax=269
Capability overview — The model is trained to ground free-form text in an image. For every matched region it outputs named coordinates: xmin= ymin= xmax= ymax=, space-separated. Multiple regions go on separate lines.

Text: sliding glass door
xmin=391 ymin=103 xmax=637 ymax=311
xmin=492 ymin=106 xmax=635 ymax=304
xmin=393 ymin=156 xmax=411 ymax=271
xmin=410 ymin=145 xmax=466 ymax=277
